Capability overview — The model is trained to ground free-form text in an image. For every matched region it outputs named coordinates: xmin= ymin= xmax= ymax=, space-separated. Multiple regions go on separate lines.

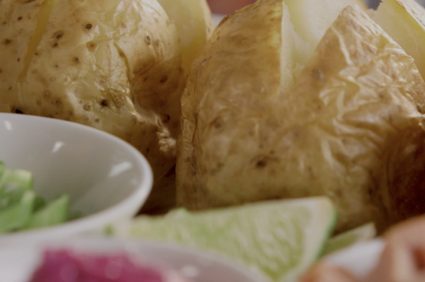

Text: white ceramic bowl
xmin=0 ymin=113 xmax=153 ymax=244
xmin=0 ymin=238 xmax=268 ymax=282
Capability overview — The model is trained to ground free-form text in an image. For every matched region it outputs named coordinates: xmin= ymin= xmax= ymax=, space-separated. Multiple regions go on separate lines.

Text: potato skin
xmin=380 ymin=120 xmax=425 ymax=225
xmin=177 ymin=1 xmax=425 ymax=231
xmin=0 ymin=0 xmax=45 ymax=112
xmin=0 ymin=0 xmax=187 ymax=210
xmin=178 ymin=0 xmax=283 ymax=209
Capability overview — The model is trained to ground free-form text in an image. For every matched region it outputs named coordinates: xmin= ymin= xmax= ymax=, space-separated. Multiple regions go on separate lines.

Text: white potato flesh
xmin=157 ymin=0 xmax=212 ymax=71
xmin=280 ymin=3 xmax=298 ymax=91
xmin=280 ymin=0 xmax=366 ymax=91
xmin=285 ymin=0 xmax=365 ymax=47
xmin=374 ymin=0 xmax=425 ymax=79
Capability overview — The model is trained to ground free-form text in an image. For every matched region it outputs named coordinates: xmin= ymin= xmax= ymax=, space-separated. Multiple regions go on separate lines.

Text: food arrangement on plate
xmin=1 ymin=0 xmax=425 ymax=281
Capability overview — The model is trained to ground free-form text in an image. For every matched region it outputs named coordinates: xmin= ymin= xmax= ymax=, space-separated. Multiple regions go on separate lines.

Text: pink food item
xmin=29 ymin=249 xmax=188 ymax=282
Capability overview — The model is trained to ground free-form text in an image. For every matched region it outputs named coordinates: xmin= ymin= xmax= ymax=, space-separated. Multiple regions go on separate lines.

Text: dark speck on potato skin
xmin=53 ymin=31 xmax=64 ymax=40
xmin=87 ymin=42 xmax=96 ymax=51
xmin=211 ymin=117 xmax=223 ymax=130
xmin=144 ymin=35 xmax=151 ymax=45
xmin=83 ymin=104 xmax=91 ymax=111
xmin=256 ymin=159 xmax=268 ymax=168
xmin=162 ymin=114 xmax=171 ymax=123
xmin=51 ymin=31 xmax=64 ymax=48
xmin=100 ymin=99 xmax=109 ymax=108
xmin=159 ymin=75 xmax=168 ymax=84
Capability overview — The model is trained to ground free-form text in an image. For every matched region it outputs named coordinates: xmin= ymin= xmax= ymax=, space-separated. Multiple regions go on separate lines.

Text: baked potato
xmin=177 ymin=0 xmax=425 ymax=231
xmin=0 ymin=0 xmax=210 ymax=211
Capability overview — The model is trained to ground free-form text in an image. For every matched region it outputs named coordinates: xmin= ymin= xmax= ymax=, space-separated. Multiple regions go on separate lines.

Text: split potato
xmin=177 ymin=0 xmax=425 ymax=231
xmin=0 ymin=0 xmax=210 ymax=211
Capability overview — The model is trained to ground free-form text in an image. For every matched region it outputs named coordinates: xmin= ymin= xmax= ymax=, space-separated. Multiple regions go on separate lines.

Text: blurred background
xmin=207 ymin=0 xmax=425 ymax=14
xmin=367 ymin=0 xmax=425 ymax=7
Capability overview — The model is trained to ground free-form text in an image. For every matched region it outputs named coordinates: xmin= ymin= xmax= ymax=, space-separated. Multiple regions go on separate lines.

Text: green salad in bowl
xmin=0 ymin=113 xmax=152 ymax=244
xmin=0 ymin=162 xmax=74 ymax=233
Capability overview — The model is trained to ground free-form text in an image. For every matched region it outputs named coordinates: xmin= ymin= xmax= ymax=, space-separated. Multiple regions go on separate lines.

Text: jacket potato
xmin=0 ymin=0 xmax=211 ymax=211
xmin=177 ymin=0 xmax=425 ymax=231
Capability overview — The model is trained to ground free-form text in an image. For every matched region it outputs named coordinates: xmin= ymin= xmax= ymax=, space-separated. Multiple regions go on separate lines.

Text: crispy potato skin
xmin=178 ymin=0 xmax=283 ymax=209
xmin=178 ymin=1 xmax=425 ymax=231
xmin=0 ymin=0 xmax=187 ymax=210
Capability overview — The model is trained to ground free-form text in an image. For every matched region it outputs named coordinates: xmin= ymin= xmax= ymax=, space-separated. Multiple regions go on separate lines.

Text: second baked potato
xmin=177 ymin=0 xmax=425 ymax=231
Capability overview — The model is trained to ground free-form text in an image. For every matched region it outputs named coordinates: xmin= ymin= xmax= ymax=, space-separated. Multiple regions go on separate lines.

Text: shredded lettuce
xmin=0 ymin=162 xmax=73 ymax=233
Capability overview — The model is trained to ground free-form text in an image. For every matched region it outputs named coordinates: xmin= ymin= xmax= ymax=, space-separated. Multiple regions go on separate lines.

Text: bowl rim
xmin=0 ymin=237 xmax=269 ymax=282
xmin=0 ymin=113 xmax=153 ymax=242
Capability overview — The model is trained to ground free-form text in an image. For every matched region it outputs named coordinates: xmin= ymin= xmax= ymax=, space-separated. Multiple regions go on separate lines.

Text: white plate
xmin=0 ymin=238 xmax=268 ymax=282
xmin=326 ymin=240 xmax=384 ymax=279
